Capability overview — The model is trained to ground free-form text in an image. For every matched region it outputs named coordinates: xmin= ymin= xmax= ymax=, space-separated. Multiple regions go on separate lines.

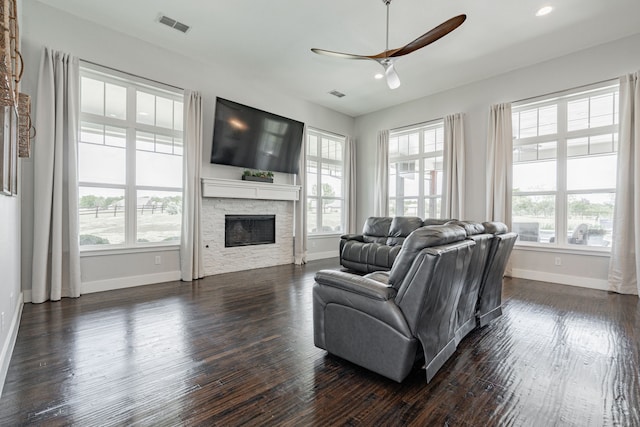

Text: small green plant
xmin=243 ymin=169 xmax=274 ymax=179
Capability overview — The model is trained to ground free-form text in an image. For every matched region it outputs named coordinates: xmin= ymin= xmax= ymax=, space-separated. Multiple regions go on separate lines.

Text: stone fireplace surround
xmin=201 ymin=178 xmax=300 ymax=276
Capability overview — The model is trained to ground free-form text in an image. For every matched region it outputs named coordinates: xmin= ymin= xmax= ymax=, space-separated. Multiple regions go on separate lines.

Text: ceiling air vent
xmin=329 ymin=90 xmax=345 ymax=98
xmin=158 ymin=14 xmax=191 ymax=34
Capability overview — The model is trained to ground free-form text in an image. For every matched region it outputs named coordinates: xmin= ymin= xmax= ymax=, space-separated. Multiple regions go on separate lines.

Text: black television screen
xmin=211 ymin=97 xmax=304 ymax=174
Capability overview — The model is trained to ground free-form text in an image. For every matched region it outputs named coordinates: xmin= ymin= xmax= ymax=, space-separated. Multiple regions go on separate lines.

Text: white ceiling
xmin=38 ymin=0 xmax=640 ymax=117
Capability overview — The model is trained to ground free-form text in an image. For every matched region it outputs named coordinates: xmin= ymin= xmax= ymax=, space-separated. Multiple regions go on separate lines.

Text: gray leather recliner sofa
xmin=313 ymin=224 xmax=475 ymax=383
xmin=340 ymin=216 xmax=452 ymax=273
xmin=476 ymin=222 xmax=518 ymax=327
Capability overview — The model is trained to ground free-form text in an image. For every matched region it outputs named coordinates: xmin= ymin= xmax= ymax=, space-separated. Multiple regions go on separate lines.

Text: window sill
xmin=308 ymin=233 xmax=343 ymax=239
xmin=80 ymin=244 xmax=180 ymax=257
xmin=513 ymin=242 xmax=610 ymax=257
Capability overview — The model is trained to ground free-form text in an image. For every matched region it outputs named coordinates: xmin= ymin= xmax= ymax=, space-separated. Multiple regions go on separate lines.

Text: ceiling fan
xmin=311 ymin=0 xmax=466 ymax=90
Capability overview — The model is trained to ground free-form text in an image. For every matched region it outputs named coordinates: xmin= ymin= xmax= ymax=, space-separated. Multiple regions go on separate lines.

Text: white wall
xmin=19 ymin=1 xmax=355 ymax=295
xmin=0 ymin=192 xmax=23 ymax=397
xmin=1 ymin=0 xmax=24 ymax=397
xmin=354 ymin=33 xmax=640 ymax=290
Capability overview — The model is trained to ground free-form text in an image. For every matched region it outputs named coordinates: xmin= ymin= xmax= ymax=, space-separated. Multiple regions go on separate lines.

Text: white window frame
xmin=512 ymin=81 xmax=619 ymax=251
xmin=388 ymin=119 xmax=445 ymax=218
xmin=306 ymin=128 xmax=345 ymax=236
xmin=79 ymin=64 xmax=184 ymax=251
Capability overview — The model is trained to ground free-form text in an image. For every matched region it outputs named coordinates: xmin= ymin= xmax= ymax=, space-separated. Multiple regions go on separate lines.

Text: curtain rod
xmin=80 ymin=59 xmax=184 ymax=91
xmin=513 ymin=77 xmax=619 ymax=105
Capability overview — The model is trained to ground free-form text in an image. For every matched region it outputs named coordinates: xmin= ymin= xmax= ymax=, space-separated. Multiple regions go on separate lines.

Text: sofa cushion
xmin=447 ymin=220 xmax=485 ymax=236
xmin=389 ymin=224 xmax=467 ymax=290
xmin=482 ymin=221 xmax=508 ymax=235
xmin=362 ymin=217 xmax=392 ymax=243
xmin=423 ymin=218 xmax=454 ymax=226
xmin=386 ymin=216 xmax=424 ymax=246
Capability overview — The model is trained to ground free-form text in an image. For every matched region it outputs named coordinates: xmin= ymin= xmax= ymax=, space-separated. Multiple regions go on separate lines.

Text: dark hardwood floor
xmin=1 ymin=258 xmax=639 ymax=426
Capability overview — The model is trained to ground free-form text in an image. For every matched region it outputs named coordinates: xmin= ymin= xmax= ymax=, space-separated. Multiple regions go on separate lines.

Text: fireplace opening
xmin=225 ymin=215 xmax=276 ymax=247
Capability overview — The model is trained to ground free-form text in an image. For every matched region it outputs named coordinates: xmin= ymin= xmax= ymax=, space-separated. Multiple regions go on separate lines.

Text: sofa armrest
xmin=340 ymin=234 xmax=365 ymax=242
xmin=314 ymin=270 xmax=396 ymax=301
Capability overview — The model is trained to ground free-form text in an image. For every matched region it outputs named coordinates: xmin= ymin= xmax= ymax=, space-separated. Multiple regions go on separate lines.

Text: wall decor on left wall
xmin=0 ymin=0 xmax=33 ymax=196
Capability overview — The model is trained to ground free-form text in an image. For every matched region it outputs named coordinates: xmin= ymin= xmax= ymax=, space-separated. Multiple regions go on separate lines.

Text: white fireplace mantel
xmin=201 ymin=177 xmax=300 ymax=201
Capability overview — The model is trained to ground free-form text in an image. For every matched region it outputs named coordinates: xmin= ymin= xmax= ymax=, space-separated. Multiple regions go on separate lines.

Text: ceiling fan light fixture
xmin=311 ymin=1 xmax=465 ymax=90
xmin=536 ymin=6 xmax=553 ymax=16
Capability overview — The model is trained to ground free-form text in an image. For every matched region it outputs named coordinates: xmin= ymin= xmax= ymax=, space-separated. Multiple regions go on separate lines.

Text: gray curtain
xmin=443 ymin=113 xmax=465 ymax=219
xmin=486 ymin=103 xmax=513 ymax=226
xmin=344 ymin=136 xmax=357 ymax=234
xmin=294 ymin=126 xmax=307 ymax=264
xmin=608 ymin=71 xmax=640 ymax=295
xmin=180 ymin=91 xmax=204 ymax=281
xmin=31 ymin=47 xmax=81 ymax=303
xmin=374 ymin=130 xmax=389 ymax=216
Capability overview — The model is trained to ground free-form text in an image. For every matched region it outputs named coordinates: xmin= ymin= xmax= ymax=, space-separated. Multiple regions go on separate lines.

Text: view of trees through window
xmin=512 ymin=83 xmax=618 ymax=248
xmin=79 ymin=66 xmax=183 ymax=248
xmin=307 ymin=129 xmax=345 ymax=235
xmin=389 ymin=121 xmax=444 ymax=218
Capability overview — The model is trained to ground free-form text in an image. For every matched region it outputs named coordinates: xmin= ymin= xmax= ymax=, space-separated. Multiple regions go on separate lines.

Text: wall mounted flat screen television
xmin=211 ymin=97 xmax=304 ymax=174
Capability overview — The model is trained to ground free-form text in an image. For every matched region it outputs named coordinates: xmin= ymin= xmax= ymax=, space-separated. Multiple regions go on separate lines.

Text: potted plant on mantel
xmin=242 ymin=169 xmax=274 ymax=183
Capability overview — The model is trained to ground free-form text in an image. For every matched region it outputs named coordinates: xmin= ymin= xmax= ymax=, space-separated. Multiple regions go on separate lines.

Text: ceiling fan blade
xmin=311 ymin=48 xmax=371 ymax=60
xmin=390 ymin=14 xmax=466 ymax=57
xmin=384 ymin=62 xmax=401 ymax=89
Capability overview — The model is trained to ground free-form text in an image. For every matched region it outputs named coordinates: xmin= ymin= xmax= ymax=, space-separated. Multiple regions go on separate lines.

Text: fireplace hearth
xmin=225 ymin=215 xmax=276 ymax=247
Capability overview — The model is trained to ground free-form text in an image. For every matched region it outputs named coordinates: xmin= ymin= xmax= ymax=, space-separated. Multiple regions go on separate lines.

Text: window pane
xmin=174 ymin=101 xmax=184 ymax=132
xmin=174 ymin=137 xmax=183 ymax=156
xmin=567 ymin=137 xmax=589 ymax=157
xmin=80 ymin=122 xmax=104 ymax=145
xmin=389 ymin=137 xmax=399 ymax=156
xmin=105 ymin=126 xmax=126 ymax=148
xmin=321 ymin=199 xmax=342 ymax=233
xmin=512 ymin=195 xmax=556 ymax=243
xmin=156 ymin=96 xmax=174 ymax=129
xmin=136 ymin=150 xmax=182 ymax=188
xmin=137 ymin=91 xmax=155 ymax=125
xmin=424 ymin=128 xmax=442 ymax=153
xmin=590 ymin=94 xmax=614 ymax=128
xmin=424 ymin=156 xmax=443 ymax=196
xmin=398 ymin=161 xmax=418 ymax=197
xmin=401 ymin=198 xmax=418 ymax=216
xmin=105 ymin=83 xmax=126 ymax=119
xmin=136 ymin=131 xmax=155 ymax=152
xmin=567 ymin=193 xmax=614 ymax=247
xmin=513 ymin=160 xmax=556 ymax=192
xmin=156 ymin=134 xmax=173 ymax=154
xmin=513 ymin=141 xmax=556 ymax=162
xmin=307 ymin=134 xmax=318 ymax=157
xmin=518 ymin=109 xmax=538 ymax=138
xmin=538 ymin=105 xmax=557 ymax=135
xmin=307 ymin=198 xmax=318 ymax=233
xmin=424 ymin=196 xmax=441 ymax=219
xmin=136 ymin=190 xmax=182 ymax=243
xmin=568 ymin=98 xmax=589 ymax=131
xmin=79 ymin=142 xmax=126 ymax=185
xmin=567 ymin=154 xmax=616 ymax=191
xmin=388 ymin=163 xmax=397 ymax=198
xmin=389 ymin=199 xmax=397 ymax=216
xmin=322 ymin=138 xmax=342 ymax=161
xmin=321 ymin=163 xmax=342 ymax=198
xmin=81 ymin=77 xmax=104 ymax=116
xmin=79 ymin=186 xmax=125 ymax=246
xmin=307 ymin=160 xmax=318 ymax=195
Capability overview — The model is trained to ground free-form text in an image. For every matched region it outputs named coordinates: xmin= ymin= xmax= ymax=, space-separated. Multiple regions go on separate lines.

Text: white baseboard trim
xmin=510 ymin=268 xmax=609 ymax=291
xmin=82 ymin=271 xmax=182 ymax=294
xmin=23 ymin=271 xmax=182 ymax=303
xmin=307 ymin=250 xmax=339 ymax=262
xmin=1 ymin=291 xmax=24 ymax=398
